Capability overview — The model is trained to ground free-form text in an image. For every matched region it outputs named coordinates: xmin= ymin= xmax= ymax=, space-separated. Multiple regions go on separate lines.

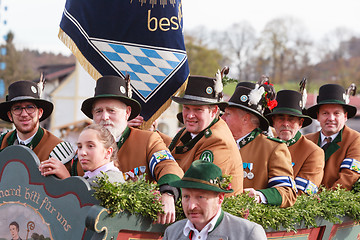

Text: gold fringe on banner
xmin=58 ymin=28 xmax=102 ymax=81
xmin=140 ymin=77 xmax=188 ymax=130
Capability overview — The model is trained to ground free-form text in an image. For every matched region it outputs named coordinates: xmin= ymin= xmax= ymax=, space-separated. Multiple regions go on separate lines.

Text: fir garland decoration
xmin=93 ymin=175 xmax=360 ymax=231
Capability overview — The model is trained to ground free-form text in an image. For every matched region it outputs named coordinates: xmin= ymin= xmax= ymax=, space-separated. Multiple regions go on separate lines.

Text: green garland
xmin=93 ymin=175 xmax=360 ymax=232
xmin=92 ymin=174 xmax=164 ymax=220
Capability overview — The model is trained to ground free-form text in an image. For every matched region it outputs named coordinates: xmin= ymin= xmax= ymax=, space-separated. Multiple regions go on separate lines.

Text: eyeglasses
xmin=11 ymin=105 xmax=37 ymax=115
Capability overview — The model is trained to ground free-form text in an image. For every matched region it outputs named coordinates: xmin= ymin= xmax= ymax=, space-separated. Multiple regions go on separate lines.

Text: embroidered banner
xmin=0 ymin=146 xmax=98 ymax=239
xmin=59 ymin=0 xmax=189 ymax=127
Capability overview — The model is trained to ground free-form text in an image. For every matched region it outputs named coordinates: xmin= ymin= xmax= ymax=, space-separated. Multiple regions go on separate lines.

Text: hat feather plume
xmin=214 ymin=68 xmax=225 ymax=101
xmin=37 ymin=72 xmax=46 ymax=98
xmin=249 ymin=75 xmax=267 ymax=106
xmin=258 ymin=75 xmax=276 ymax=101
xmin=299 ymin=78 xmax=307 ymax=109
xmin=344 ymin=83 xmax=356 ymax=104
xmin=125 ymin=73 xmax=132 ymax=98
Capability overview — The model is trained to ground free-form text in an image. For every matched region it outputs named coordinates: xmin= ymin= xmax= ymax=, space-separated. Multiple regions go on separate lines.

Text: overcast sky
xmin=1 ymin=0 xmax=359 ymax=55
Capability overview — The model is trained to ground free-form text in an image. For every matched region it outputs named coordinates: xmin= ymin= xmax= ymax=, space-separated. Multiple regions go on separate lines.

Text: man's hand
xmin=128 ymin=115 xmax=158 ymax=131
xmin=244 ymin=188 xmax=261 ymax=203
xmin=39 ymin=157 xmax=71 ymax=179
xmin=156 ymin=193 xmax=176 ymax=224
xmin=128 ymin=116 xmax=144 ymax=128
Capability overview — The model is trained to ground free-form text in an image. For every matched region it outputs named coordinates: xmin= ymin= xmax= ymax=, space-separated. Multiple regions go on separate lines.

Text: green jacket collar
xmin=209 ymin=209 xmax=224 ymax=233
xmin=285 ymin=131 xmax=301 ymax=147
xmin=172 ymin=118 xmax=219 ymax=154
xmin=318 ymin=127 xmax=343 ymax=161
xmin=238 ymin=128 xmax=262 ymax=148
xmin=7 ymin=127 xmax=44 ymax=150
xmin=117 ymin=126 xmax=131 ymax=149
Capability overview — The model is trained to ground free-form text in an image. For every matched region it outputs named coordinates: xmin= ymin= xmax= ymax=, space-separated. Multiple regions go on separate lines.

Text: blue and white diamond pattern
xmin=92 ymin=40 xmax=187 ymax=102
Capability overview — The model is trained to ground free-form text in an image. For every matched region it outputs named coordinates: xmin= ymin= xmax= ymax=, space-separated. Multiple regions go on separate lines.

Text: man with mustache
xmin=221 ymin=83 xmax=296 ymax=207
xmin=79 ymin=75 xmax=184 ymax=224
xmin=266 ymin=90 xmax=324 ymax=195
xmin=306 ymin=84 xmax=360 ymax=190
xmin=163 ymin=160 xmax=267 ymax=240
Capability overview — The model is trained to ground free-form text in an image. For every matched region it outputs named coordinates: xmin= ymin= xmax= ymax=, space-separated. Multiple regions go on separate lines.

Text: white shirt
xmin=320 ymin=132 xmax=339 ymax=147
xmin=83 ymin=162 xmax=120 ymax=179
xmin=17 ymin=131 xmax=37 ymax=145
xmin=190 ymin=133 xmax=198 ymax=139
xmin=183 ymin=208 xmax=221 ymax=240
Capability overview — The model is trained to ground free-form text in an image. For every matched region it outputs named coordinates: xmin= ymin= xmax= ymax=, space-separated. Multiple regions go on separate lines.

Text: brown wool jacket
xmin=169 ymin=118 xmax=244 ymax=195
xmin=288 ymin=134 xmax=324 ymax=195
xmin=116 ymin=127 xmax=184 ymax=183
xmin=1 ymin=129 xmax=64 ymax=161
xmin=0 ymin=128 xmax=73 ymax=172
xmin=305 ymin=125 xmax=360 ymax=190
xmin=240 ymin=133 xmax=296 ymax=208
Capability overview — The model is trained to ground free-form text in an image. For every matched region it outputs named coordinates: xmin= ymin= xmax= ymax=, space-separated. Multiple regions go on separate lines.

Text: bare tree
xmin=256 ymin=17 xmax=312 ymax=84
xmin=213 ymin=21 xmax=257 ymax=81
xmin=317 ymin=27 xmax=355 ymax=61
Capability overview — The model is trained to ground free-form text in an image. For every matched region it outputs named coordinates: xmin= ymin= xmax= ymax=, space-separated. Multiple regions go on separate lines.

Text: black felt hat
xmin=266 ymin=90 xmax=312 ymax=128
xmin=0 ymin=81 xmax=53 ymax=122
xmin=307 ymin=84 xmax=357 ymax=119
xmin=223 ymin=86 xmax=270 ymax=131
xmin=236 ymin=81 xmax=256 ymax=89
xmin=236 ymin=81 xmax=273 ymax=117
xmin=81 ymin=76 xmax=141 ymax=120
xmin=171 ymin=76 xmax=228 ymax=110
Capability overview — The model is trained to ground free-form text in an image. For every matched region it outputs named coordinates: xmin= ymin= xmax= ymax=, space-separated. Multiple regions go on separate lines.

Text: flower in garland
xmin=218 ymin=174 xmax=233 ymax=191
xmin=242 ymin=208 xmax=250 ymax=219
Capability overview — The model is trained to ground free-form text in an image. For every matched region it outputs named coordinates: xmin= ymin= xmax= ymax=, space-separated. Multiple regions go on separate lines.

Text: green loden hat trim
xmin=169 ymin=160 xmax=233 ymax=193
xmin=271 ymin=107 xmax=302 ymax=116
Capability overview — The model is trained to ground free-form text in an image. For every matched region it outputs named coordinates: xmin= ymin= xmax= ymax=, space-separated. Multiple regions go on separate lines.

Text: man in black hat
xmin=168 ymin=75 xmax=244 ymax=196
xmin=266 ymin=90 xmax=324 ymax=195
xmin=80 ymin=75 xmax=184 ymax=224
xmin=163 ymin=160 xmax=267 ymax=240
xmin=0 ymin=81 xmax=75 ymax=177
xmin=236 ymin=81 xmax=276 ymax=137
xmin=306 ymin=83 xmax=360 ymax=190
xmin=221 ymin=83 xmax=296 ymax=208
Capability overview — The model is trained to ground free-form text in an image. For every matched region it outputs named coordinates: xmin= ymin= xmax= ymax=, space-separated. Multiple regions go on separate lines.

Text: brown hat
xmin=0 ymin=81 xmax=53 ymax=122
xmin=81 ymin=76 xmax=141 ymax=120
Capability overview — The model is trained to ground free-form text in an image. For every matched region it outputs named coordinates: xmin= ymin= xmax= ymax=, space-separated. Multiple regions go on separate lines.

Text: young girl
xmin=77 ymin=124 xmax=125 ymax=186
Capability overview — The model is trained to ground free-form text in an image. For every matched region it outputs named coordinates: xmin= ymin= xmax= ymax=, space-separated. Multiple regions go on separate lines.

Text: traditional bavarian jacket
xmin=305 ymin=125 xmax=360 ymax=190
xmin=169 ymin=118 xmax=243 ymax=195
xmin=163 ymin=210 xmax=267 ymax=240
xmin=286 ymin=131 xmax=324 ymax=195
xmin=239 ymin=128 xmax=296 ymax=208
xmin=157 ymin=130 xmax=172 ymax=146
xmin=0 ymin=128 xmax=74 ymax=168
xmin=114 ymin=127 xmax=184 ymax=186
